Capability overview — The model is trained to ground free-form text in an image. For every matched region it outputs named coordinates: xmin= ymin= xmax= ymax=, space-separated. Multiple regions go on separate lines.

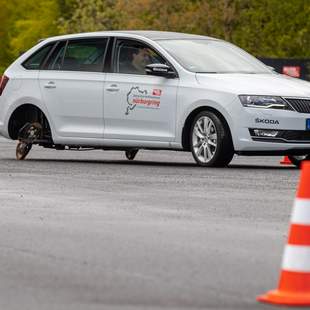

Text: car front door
xmin=103 ymin=38 xmax=179 ymax=142
xmin=39 ymin=38 xmax=108 ymax=139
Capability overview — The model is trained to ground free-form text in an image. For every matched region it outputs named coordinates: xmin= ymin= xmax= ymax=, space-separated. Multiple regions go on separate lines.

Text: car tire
xmin=190 ymin=111 xmax=234 ymax=167
xmin=288 ymin=155 xmax=310 ymax=169
xmin=125 ymin=149 xmax=139 ymax=160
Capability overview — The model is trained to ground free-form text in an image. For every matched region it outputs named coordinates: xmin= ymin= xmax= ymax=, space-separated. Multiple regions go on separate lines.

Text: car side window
xmin=47 ymin=39 xmax=108 ymax=72
xmin=114 ymin=39 xmax=166 ymax=75
xmin=22 ymin=43 xmax=54 ymax=70
xmin=47 ymin=42 xmax=66 ymax=70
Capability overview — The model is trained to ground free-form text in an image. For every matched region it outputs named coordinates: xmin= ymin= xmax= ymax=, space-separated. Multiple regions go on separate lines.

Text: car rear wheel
xmin=288 ymin=155 xmax=310 ymax=168
xmin=16 ymin=142 xmax=32 ymax=160
xmin=16 ymin=122 xmax=42 ymax=160
xmin=190 ymin=111 xmax=234 ymax=167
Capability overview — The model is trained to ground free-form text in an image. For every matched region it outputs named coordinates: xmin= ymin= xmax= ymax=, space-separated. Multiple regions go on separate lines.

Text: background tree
xmin=0 ymin=1 xmax=11 ymax=73
xmin=8 ymin=0 xmax=59 ymax=56
xmin=233 ymin=0 xmax=310 ymax=58
xmin=1 ymin=0 xmax=309 ymax=74
xmin=115 ymin=0 xmax=200 ymax=33
xmin=58 ymin=0 xmax=120 ymax=33
xmin=0 ymin=0 xmax=60 ymax=71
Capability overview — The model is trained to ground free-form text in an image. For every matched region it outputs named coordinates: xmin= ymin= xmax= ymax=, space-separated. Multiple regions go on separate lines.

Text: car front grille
xmin=285 ymin=98 xmax=310 ymax=113
xmin=277 ymin=130 xmax=310 ymax=141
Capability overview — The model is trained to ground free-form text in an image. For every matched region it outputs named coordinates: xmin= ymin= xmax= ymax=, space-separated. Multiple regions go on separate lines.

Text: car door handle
xmin=106 ymin=84 xmax=120 ymax=92
xmin=44 ymin=82 xmax=56 ymax=89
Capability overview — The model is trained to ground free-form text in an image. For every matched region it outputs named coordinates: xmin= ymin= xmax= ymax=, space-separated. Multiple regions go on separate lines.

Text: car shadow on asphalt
xmin=12 ymin=158 xmax=199 ymax=168
xmin=5 ymin=158 xmax=298 ymax=170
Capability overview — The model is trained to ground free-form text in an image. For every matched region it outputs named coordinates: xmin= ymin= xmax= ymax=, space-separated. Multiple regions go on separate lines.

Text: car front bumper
xmin=233 ymin=107 xmax=310 ymax=154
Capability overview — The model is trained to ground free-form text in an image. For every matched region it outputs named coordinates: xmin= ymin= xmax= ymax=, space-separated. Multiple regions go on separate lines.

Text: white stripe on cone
xmin=282 ymin=245 xmax=310 ymax=272
xmin=291 ymin=199 xmax=310 ymax=225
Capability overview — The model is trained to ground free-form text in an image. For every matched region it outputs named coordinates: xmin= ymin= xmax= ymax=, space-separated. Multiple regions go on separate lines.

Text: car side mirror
xmin=145 ymin=63 xmax=177 ymax=79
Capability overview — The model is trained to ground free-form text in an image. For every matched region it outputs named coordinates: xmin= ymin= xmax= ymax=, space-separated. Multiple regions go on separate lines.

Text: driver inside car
xmin=131 ymin=47 xmax=152 ymax=73
xmin=120 ymin=46 xmax=153 ymax=74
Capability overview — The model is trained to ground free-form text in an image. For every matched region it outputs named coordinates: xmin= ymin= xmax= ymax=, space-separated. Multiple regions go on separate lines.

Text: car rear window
xmin=22 ymin=44 xmax=54 ymax=70
xmin=46 ymin=39 xmax=108 ymax=72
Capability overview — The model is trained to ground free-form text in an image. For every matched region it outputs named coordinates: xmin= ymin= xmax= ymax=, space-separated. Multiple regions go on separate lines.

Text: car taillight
xmin=0 ymin=75 xmax=9 ymax=96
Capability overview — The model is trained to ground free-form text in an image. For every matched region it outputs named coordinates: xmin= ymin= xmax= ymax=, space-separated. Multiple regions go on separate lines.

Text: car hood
xmin=195 ymin=73 xmax=310 ymax=97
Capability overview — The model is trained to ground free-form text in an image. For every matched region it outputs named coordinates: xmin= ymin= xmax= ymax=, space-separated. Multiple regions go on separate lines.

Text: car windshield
xmin=158 ymin=39 xmax=272 ymax=74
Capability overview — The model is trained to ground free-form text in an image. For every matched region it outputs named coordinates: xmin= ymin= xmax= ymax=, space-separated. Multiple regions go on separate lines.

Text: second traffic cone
xmin=280 ymin=156 xmax=292 ymax=165
xmin=258 ymin=161 xmax=310 ymax=306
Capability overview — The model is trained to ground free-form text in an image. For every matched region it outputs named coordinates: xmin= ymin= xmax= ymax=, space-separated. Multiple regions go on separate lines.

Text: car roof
xmin=44 ymin=30 xmax=218 ymax=43
xmin=107 ymin=31 xmax=216 ymax=41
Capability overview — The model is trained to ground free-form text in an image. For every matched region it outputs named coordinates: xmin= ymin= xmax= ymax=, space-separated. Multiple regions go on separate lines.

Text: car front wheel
xmin=288 ymin=155 xmax=310 ymax=168
xmin=190 ymin=111 xmax=234 ymax=167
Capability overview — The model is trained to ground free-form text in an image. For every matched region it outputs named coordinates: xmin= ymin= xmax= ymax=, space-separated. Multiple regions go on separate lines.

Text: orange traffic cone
xmin=280 ymin=156 xmax=292 ymax=165
xmin=257 ymin=161 xmax=310 ymax=306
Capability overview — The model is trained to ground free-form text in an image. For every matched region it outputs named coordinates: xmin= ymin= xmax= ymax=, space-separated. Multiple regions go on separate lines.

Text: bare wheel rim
xmin=16 ymin=142 xmax=32 ymax=160
xmin=192 ymin=116 xmax=218 ymax=163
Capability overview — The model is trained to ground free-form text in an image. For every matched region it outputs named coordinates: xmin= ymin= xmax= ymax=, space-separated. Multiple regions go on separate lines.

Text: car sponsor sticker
xmin=152 ymin=89 xmax=162 ymax=96
xmin=125 ymin=86 xmax=162 ymax=115
xmin=282 ymin=66 xmax=301 ymax=78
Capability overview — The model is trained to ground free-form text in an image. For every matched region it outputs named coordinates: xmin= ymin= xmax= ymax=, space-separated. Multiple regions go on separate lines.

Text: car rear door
xmin=39 ymin=38 xmax=108 ymax=139
xmin=103 ymin=38 xmax=179 ymax=142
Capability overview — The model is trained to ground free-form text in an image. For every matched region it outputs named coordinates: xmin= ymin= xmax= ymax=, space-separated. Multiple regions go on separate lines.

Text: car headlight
xmin=239 ymin=95 xmax=293 ymax=110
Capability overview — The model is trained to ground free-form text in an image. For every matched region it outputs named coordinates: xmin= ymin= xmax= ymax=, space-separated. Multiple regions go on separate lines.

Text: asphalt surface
xmin=0 ymin=138 xmax=302 ymax=310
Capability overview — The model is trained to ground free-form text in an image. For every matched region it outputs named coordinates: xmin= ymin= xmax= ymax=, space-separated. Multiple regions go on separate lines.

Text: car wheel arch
xmin=181 ymin=106 xmax=234 ymax=151
xmin=8 ymin=103 xmax=53 ymax=140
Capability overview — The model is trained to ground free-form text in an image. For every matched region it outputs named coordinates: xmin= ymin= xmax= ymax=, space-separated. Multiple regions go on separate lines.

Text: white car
xmin=1 ymin=30 xmax=310 ymax=167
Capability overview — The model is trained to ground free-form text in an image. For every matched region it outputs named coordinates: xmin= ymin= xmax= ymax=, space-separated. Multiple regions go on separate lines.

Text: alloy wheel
xmin=192 ymin=116 xmax=218 ymax=164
